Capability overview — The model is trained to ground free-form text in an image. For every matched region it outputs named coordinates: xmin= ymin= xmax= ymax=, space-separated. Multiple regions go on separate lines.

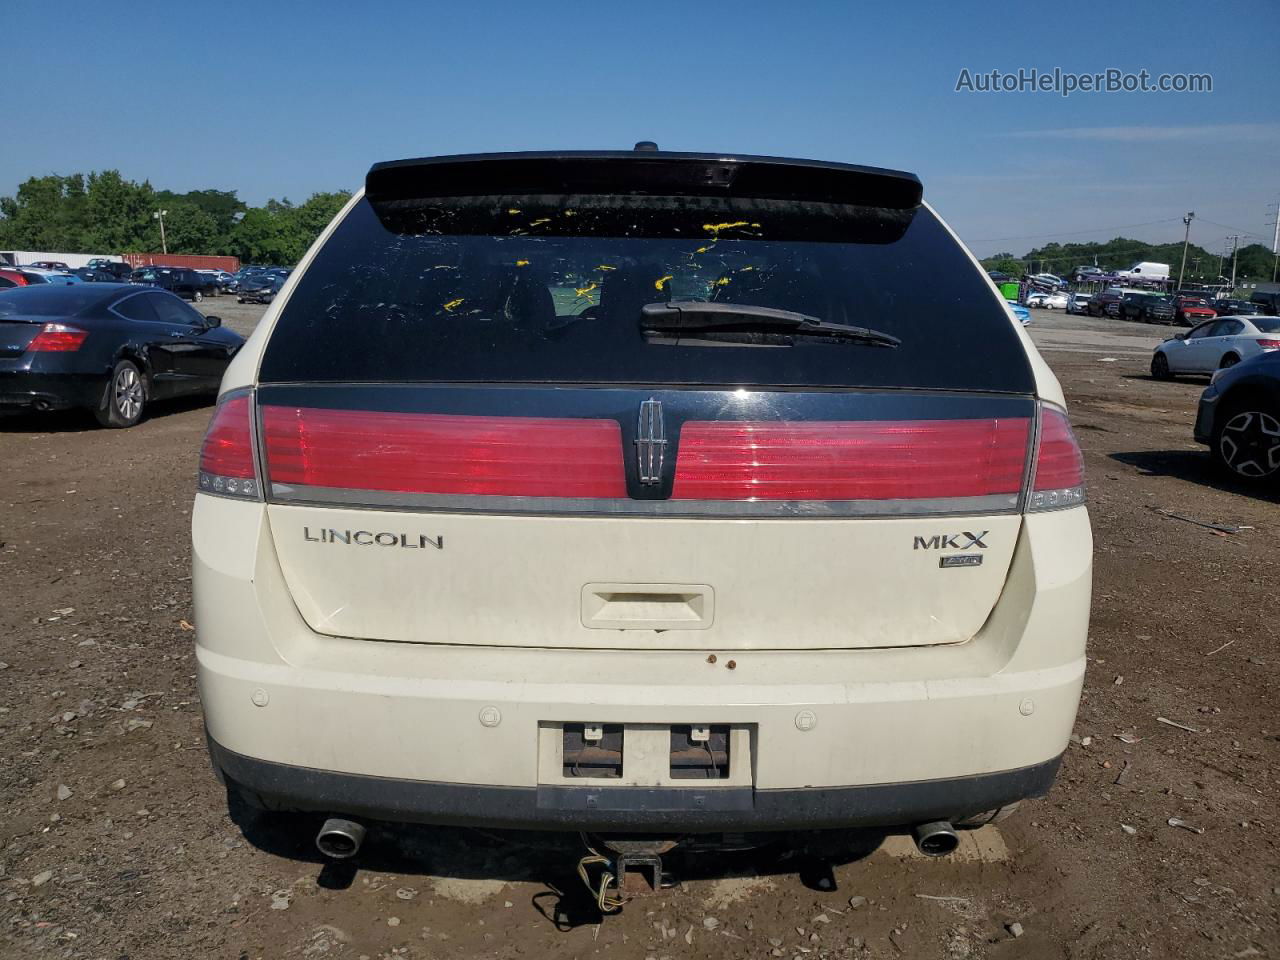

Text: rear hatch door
xmin=253 ymin=153 xmax=1038 ymax=651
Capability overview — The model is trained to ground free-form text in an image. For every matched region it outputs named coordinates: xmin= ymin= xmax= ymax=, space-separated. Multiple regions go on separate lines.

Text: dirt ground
xmin=1 ymin=302 xmax=1277 ymax=960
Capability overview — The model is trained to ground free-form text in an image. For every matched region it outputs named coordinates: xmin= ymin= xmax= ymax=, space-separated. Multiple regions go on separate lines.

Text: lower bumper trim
xmin=208 ymin=737 xmax=1063 ymax=832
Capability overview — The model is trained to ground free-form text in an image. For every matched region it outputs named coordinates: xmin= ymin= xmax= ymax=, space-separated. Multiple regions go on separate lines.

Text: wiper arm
xmin=640 ymin=301 xmax=901 ymax=348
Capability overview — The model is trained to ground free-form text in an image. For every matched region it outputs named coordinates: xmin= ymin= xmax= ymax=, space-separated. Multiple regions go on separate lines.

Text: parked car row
xmin=1081 ymin=287 xmax=1255 ymax=326
xmin=2 ymin=261 xmax=295 ymax=304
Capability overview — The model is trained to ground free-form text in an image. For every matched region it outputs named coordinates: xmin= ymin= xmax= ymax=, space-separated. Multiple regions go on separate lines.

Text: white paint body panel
xmin=268 ymin=505 xmax=1023 ymax=650
xmin=195 ymin=496 xmax=1090 ymax=789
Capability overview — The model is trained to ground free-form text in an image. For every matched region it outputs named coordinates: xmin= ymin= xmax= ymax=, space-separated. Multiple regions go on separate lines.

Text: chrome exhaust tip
xmin=913 ymin=821 xmax=959 ymax=857
xmin=315 ymin=818 xmax=366 ymax=859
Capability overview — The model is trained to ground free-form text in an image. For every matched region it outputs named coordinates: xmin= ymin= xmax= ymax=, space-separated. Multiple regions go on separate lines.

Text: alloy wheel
xmin=114 ymin=366 xmax=144 ymax=421
xmin=1219 ymin=410 xmax=1280 ymax=478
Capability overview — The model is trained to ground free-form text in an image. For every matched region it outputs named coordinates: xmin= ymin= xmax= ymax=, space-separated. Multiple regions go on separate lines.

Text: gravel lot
xmin=1 ymin=304 xmax=1277 ymax=959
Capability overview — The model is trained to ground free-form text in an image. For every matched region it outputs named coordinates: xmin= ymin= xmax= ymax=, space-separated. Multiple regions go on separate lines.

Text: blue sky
xmin=3 ymin=0 xmax=1276 ymax=258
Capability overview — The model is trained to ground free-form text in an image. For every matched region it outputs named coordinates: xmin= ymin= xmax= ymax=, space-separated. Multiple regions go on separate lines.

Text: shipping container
xmin=122 ymin=253 xmax=241 ymax=272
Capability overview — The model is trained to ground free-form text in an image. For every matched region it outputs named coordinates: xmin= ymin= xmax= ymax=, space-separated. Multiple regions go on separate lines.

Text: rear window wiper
xmin=640 ymin=301 xmax=901 ymax=348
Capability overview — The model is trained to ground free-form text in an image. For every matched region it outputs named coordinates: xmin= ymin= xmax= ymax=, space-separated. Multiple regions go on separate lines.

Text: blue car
xmin=1006 ymin=300 xmax=1031 ymax=325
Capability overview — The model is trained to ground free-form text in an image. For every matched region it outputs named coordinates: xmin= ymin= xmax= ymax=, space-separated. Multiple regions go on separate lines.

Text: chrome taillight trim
xmin=266 ymin=482 xmax=1020 ymax=519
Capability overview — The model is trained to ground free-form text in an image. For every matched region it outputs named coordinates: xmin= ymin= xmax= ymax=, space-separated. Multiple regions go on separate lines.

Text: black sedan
xmin=0 ymin=283 xmax=244 ymax=427
xmin=1194 ymin=349 xmax=1280 ymax=482
xmin=236 ymin=273 xmax=284 ymax=304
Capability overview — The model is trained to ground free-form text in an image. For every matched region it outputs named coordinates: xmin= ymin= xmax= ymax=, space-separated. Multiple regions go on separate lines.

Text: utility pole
xmin=1177 ymin=211 xmax=1195 ymax=291
xmin=1227 ymin=235 xmax=1241 ymax=290
xmin=1269 ymin=200 xmax=1280 ymax=282
xmin=153 ymin=209 xmax=169 ymax=255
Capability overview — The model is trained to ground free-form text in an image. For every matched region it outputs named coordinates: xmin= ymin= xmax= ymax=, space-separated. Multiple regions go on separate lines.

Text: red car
xmin=1175 ymin=296 xmax=1216 ymax=326
xmin=0 ymin=268 xmax=33 ymax=289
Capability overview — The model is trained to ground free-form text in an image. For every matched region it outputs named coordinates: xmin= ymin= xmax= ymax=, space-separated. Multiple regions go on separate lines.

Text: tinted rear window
xmin=261 ymin=194 xmax=1033 ymax=392
xmin=0 ymin=285 xmax=111 ymax=316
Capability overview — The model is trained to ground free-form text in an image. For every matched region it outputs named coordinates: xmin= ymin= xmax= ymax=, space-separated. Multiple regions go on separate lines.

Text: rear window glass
xmin=1252 ymin=317 xmax=1280 ymax=333
xmin=0 ymin=285 xmax=110 ymax=316
xmin=261 ymin=195 xmax=1034 ymax=392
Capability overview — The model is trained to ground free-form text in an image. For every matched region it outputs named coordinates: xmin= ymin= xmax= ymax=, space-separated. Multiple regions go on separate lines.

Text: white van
xmin=1121 ymin=261 xmax=1171 ymax=282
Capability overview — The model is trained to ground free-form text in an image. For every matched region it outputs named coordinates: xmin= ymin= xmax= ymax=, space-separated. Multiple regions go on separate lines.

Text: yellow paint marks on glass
xmin=702 ymin=221 xmax=750 ymax=234
xmin=575 ymin=282 xmax=598 ymax=299
xmin=714 ymin=276 xmax=731 ymax=286
xmin=530 ymin=218 xmax=551 ymax=227
xmin=507 ymin=208 xmax=521 ymax=215
xmin=654 ymin=275 xmax=673 ymax=291
xmin=515 ymin=260 xmax=530 ymax=267
xmin=596 ymin=264 xmax=616 ymax=272
xmin=442 ymin=298 xmax=465 ymax=313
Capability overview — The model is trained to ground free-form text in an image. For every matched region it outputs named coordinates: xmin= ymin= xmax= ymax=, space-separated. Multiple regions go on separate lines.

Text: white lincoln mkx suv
xmin=193 ymin=147 xmax=1092 ymax=871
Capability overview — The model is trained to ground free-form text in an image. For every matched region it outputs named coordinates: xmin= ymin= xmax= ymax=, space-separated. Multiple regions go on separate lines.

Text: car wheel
xmin=1219 ymin=353 xmax=1240 ymax=370
xmin=1151 ymin=352 xmax=1172 ymax=380
xmin=95 ymin=359 xmax=146 ymax=428
xmin=1213 ymin=406 xmax=1280 ymax=481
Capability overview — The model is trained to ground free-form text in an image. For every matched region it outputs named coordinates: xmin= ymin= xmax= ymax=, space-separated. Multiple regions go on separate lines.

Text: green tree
xmin=156 ymin=188 xmax=245 ymax=235
xmin=84 ymin=171 xmax=155 ymax=251
xmin=229 ymin=206 xmax=293 ymax=264
xmin=0 ymin=174 xmax=90 ymax=250
xmin=163 ymin=201 xmax=220 ymax=254
xmin=1232 ymin=243 xmax=1277 ymax=282
xmin=0 ymin=170 xmax=348 ymax=263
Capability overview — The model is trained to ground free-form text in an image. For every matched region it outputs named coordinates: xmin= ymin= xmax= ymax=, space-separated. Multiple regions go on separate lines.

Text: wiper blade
xmin=640 ymin=301 xmax=901 ymax=348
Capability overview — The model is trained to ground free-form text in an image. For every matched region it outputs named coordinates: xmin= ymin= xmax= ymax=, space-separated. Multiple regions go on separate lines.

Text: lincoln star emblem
xmin=635 ymin=397 xmax=667 ymax=485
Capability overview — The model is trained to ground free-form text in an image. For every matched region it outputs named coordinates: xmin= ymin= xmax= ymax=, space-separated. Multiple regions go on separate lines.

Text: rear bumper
xmin=209 ymin=735 xmax=1062 ymax=831
xmin=0 ymin=367 xmax=102 ymax=412
xmin=194 ymin=498 xmax=1092 ymax=832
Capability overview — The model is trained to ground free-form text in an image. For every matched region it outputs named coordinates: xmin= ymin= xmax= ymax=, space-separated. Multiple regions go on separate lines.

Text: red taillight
xmin=671 ymin=418 xmax=1031 ymax=501
xmin=261 ymin=406 xmax=627 ymax=498
xmin=198 ymin=393 xmax=260 ymax=499
xmin=27 ymin=323 xmax=88 ymax=352
xmin=1258 ymin=339 xmax=1280 ymax=350
xmin=1029 ymin=405 xmax=1085 ymax=510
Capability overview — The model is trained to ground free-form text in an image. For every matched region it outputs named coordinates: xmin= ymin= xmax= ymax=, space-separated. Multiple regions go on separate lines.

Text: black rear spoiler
xmin=366 ymin=151 xmax=922 ymax=210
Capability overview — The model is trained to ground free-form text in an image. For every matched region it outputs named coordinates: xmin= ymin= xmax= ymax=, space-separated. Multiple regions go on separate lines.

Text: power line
xmin=1193 ymin=217 xmax=1267 ymax=242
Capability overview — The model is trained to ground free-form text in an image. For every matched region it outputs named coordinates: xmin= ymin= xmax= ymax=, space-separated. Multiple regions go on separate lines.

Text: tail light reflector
xmin=671 ymin=418 xmax=1030 ymax=501
xmin=198 ymin=393 xmax=260 ymax=499
xmin=1028 ymin=405 xmax=1085 ymax=511
xmin=1257 ymin=339 xmax=1280 ymax=350
xmin=261 ymin=406 xmax=626 ymax=498
xmin=28 ymin=323 xmax=88 ymax=352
